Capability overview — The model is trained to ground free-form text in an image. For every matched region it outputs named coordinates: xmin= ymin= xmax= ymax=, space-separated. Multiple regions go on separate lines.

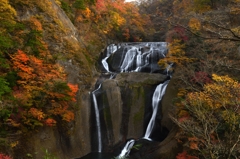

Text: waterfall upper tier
xmin=101 ymin=42 xmax=168 ymax=74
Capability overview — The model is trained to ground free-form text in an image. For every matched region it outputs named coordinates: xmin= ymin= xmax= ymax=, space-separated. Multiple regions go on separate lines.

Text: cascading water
xmin=92 ymin=84 xmax=102 ymax=152
xmin=117 ymin=79 xmax=170 ymax=158
xmin=116 ymin=43 xmax=171 ymax=158
xmin=101 ymin=44 xmax=118 ymax=73
xmin=118 ymin=139 xmax=135 ymax=158
xmin=88 ymin=42 xmax=170 ymax=158
xmin=143 ymin=80 xmax=169 ymax=140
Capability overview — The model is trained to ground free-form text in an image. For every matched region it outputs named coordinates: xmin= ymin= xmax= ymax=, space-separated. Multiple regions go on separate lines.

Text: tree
xmin=8 ymin=50 xmax=77 ymax=129
xmin=172 ymin=74 xmax=240 ymax=159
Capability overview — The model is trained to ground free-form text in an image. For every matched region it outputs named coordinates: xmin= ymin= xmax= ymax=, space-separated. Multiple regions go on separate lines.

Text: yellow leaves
xmin=168 ymin=39 xmax=186 ymax=57
xmin=193 ymin=0 xmax=211 ymax=13
xmin=111 ymin=11 xmax=126 ymax=27
xmin=54 ymin=0 xmax=61 ymax=6
xmin=230 ymin=6 xmax=240 ymax=15
xmin=177 ymin=88 xmax=188 ymax=97
xmin=84 ymin=7 xmax=92 ymax=19
xmin=187 ymin=74 xmax=240 ymax=109
xmin=0 ymin=0 xmax=17 ymax=25
xmin=231 ymin=26 xmax=240 ymax=35
xmin=222 ymin=110 xmax=240 ymax=129
xmin=29 ymin=17 xmax=43 ymax=31
xmin=158 ymin=39 xmax=193 ymax=68
xmin=188 ymin=18 xmax=201 ymax=31
xmin=10 ymin=141 xmax=19 ymax=148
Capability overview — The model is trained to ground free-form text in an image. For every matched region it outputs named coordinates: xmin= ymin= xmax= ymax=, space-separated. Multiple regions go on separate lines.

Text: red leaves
xmin=176 ymin=151 xmax=199 ymax=159
xmin=191 ymin=71 xmax=212 ymax=85
xmin=174 ymin=27 xmax=189 ymax=42
xmin=0 ymin=153 xmax=13 ymax=159
xmin=96 ymin=0 xmax=107 ymax=12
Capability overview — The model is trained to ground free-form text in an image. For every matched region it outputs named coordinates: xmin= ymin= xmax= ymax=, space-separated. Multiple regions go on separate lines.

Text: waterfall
xmin=116 ymin=43 xmax=170 ymax=158
xmin=102 ymin=44 xmax=118 ymax=72
xmin=117 ymin=139 xmax=135 ymax=159
xmin=143 ymin=80 xmax=169 ymax=140
xmin=117 ymin=80 xmax=169 ymax=158
xmin=91 ymin=42 xmax=169 ymax=157
xmin=92 ymin=84 xmax=102 ymax=152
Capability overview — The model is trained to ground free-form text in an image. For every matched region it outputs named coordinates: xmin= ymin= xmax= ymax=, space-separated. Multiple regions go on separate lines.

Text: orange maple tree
xmin=9 ymin=50 xmax=78 ymax=129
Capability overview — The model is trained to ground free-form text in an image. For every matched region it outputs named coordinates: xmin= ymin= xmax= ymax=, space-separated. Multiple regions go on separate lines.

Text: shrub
xmin=172 ymin=74 xmax=240 ymax=159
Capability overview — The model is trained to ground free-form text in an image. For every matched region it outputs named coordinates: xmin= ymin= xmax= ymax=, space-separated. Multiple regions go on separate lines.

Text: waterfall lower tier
xmin=118 ymin=139 xmax=135 ymax=158
xmin=143 ymin=80 xmax=169 ymax=140
xmin=92 ymin=84 xmax=102 ymax=152
xmin=117 ymin=80 xmax=169 ymax=158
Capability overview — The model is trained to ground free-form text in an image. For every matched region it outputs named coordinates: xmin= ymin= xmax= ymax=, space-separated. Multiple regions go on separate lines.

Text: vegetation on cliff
xmin=0 ymin=0 xmax=80 ymax=156
xmin=0 ymin=0 xmax=239 ymax=158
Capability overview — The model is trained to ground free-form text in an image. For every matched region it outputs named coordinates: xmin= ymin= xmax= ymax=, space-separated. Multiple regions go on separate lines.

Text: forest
xmin=0 ymin=0 xmax=240 ymax=158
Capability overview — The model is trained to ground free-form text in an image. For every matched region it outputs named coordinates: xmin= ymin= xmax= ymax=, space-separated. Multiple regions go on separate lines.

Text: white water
xmin=102 ymin=44 xmax=118 ymax=72
xmin=118 ymin=81 xmax=169 ymax=158
xmin=92 ymin=84 xmax=102 ymax=152
xmin=118 ymin=139 xmax=135 ymax=158
xmin=115 ymin=43 xmax=170 ymax=158
xmin=143 ymin=80 xmax=169 ymax=140
xmin=94 ymin=42 xmax=169 ymax=155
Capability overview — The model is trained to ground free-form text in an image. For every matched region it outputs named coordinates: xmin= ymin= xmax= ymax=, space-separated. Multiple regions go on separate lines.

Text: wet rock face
xmin=105 ymin=44 xmax=167 ymax=73
xmin=91 ymin=72 xmax=168 ymax=152
xmin=128 ymin=77 xmax=180 ymax=159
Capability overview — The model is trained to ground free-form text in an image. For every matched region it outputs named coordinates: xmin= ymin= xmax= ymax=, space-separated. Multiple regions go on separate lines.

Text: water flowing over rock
xmin=103 ymin=43 xmax=167 ymax=73
xmin=78 ymin=42 xmax=180 ymax=159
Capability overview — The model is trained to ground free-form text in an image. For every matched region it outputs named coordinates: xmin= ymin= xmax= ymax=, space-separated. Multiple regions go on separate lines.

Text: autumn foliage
xmin=0 ymin=153 xmax=12 ymax=159
xmin=176 ymin=151 xmax=198 ymax=159
xmin=7 ymin=50 xmax=78 ymax=129
xmin=173 ymin=74 xmax=240 ymax=159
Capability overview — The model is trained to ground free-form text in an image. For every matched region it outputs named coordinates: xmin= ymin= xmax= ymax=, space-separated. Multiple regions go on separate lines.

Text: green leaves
xmin=73 ymin=0 xmax=86 ymax=9
xmin=0 ymin=77 xmax=11 ymax=99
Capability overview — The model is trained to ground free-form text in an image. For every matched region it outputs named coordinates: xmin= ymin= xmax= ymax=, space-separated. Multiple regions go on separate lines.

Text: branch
xmin=206 ymin=21 xmax=240 ymax=40
xmin=166 ymin=20 xmax=240 ymax=42
xmin=228 ymin=134 xmax=240 ymax=159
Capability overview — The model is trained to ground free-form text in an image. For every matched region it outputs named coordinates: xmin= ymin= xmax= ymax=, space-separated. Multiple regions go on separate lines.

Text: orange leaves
xmin=12 ymin=50 xmax=67 ymax=88
xmin=29 ymin=17 xmax=43 ymax=31
xmin=10 ymin=50 xmax=77 ymax=129
xmin=28 ymin=108 xmax=45 ymax=121
xmin=62 ymin=110 xmax=74 ymax=122
xmin=188 ymin=137 xmax=199 ymax=150
xmin=84 ymin=7 xmax=92 ymax=18
xmin=67 ymin=83 xmax=78 ymax=102
xmin=45 ymin=118 xmax=56 ymax=126
xmin=13 ymin=50 xmax=29 ymax=64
